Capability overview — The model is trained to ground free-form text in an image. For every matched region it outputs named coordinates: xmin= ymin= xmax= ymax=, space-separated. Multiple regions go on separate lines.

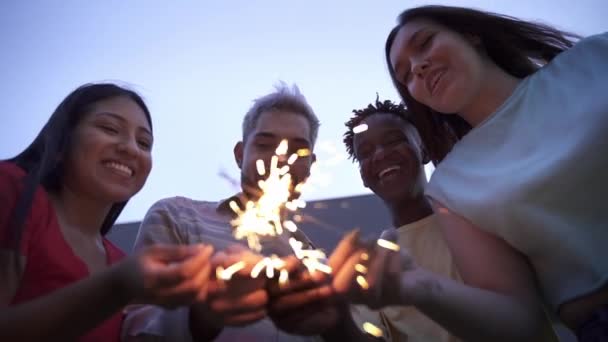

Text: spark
xmin=283 ymin=220 xmax=298 ymax=232
xmin=279 ymin=269 xmax=289 ymax=285
xmin=377 ymin=239 xmax=400 ymax=252
xmin=362 ymin=322 xmax=383 ymax=338
xmin=216 ymin=261 xmax=246 ymax=280
xmin=276 ymin=139 xmax=288 ymax=155
xmin=287 ymin=153 xmax=298 ymax=165
xmin=250 ymin=255 xmax=285 ymax=279
xmin=226 ymin=139 xmax=331 ymax=281
xmin=256 ymin=160 xmax=266 ymax=176
xmin=355 ymin=263 xmax=368 ymax=274
xmin=357 ymin=275 xmax=369 ymax=290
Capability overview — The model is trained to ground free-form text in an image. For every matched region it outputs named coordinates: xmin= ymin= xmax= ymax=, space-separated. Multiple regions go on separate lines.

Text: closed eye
xmin=99 ymin=125 xmax=119 ymax=134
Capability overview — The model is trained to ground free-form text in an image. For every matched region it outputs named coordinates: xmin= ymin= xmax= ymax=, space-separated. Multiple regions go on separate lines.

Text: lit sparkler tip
xmin=256 ymin=159 xmax=266 ymax=176
xmin=362 ymin=322 xmax=383 ymax=337
xmin=276 ymin=139 xmax=288 ymax=155
xmin=279 ymin=165 xmax=290 ymax=176
xmin=353 ymin=123 xmax=369 ymax=134
xmin=377 ymin=238 xmax=400 ymax=252
xmin=296 ymin=148 xmax=311 ymax=157
xmin=357 ymin=275 xmax=370 ymax=290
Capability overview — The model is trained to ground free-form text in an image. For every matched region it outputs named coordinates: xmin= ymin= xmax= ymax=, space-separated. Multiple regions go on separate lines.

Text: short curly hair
xmin=343 ymin=96 xmax=414 ymax=161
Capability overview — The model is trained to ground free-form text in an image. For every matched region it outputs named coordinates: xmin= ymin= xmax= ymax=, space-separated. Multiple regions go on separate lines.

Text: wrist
xmin=189 ymin=304 xmax=223 ymax=341
xmin=402 ymin=268 xmax=441 ymax=307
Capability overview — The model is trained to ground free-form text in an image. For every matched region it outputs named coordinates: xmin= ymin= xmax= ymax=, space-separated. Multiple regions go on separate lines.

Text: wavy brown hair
xmin=385 ymin=5 xmax=579 ymax=165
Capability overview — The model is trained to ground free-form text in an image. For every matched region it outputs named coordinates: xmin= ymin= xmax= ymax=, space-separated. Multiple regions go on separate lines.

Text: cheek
xmin=407 ymin=81 xmax=428 ymax=106
xmin=140 ymin=154 xmax=153 ymax=179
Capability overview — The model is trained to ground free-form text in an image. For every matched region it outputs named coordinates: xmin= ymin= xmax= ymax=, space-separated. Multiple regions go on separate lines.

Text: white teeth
xmin=378 ymin=166 xmax=400 ymax=179
xmin=105 ymin=162 xmax=133 ymax=177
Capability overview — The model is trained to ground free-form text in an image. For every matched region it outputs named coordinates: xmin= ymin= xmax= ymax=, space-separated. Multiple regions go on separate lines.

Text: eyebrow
xmin=254 ymin=132 xmax=311 ymax=146
xmin=96 ymin=112 xmax=152 ymax=136
xmin=392 ymin=28 xmax=426 ymax=76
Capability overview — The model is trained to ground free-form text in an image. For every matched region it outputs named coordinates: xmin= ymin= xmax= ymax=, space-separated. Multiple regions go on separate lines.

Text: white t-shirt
xmin=426 ymin=32 xmax=608 ymax=310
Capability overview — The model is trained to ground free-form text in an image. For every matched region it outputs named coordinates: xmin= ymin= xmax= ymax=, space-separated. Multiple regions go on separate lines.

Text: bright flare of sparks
xmin=377 ymin=239 xmax=400 ymax=252
xmin=362 ymin=322 xmax=383 ymax=338
xmin=225 ymin=139 xmax=331 ymax=281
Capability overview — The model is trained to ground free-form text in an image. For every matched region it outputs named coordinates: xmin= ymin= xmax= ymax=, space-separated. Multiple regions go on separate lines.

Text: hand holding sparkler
xmin=190 ymin=244 xmax=269 ymax=330
xmin=121 ymin=244 xmax=214 ymax=309
xmin=265 ymin=230 xmax=364 ymax=336
xmin=332 ymin=229 xmax=424 ymax=311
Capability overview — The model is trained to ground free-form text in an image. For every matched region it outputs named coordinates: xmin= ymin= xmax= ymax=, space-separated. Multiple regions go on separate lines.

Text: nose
xmin=116 ymin=136 xmax=139 ymax=157
xmin=412 ymin=59 xmax=430 ymax=78
xmin=372 ymin=145 xmax=390 ymax=163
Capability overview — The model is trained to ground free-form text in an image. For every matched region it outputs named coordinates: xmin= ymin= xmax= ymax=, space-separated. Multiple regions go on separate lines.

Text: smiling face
xmin=389 ymin=18 xmax=487 ymax=115
xmin=353 ymin=113 xmax=427 ymax=203
xmin=62 ymin=96 xmax=153 ymax=203
xmin=234 ymin=110 xmax=316 ymax=199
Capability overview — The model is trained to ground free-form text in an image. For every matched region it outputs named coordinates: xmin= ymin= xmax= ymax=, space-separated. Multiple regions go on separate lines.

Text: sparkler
xmin=220 ymin=139 xmax=332 ymax=281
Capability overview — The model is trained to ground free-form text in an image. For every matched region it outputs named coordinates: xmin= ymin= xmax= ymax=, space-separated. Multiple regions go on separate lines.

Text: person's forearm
xmin=189 ymin=304 xmax=223 ymax=342
xmin=408 ymin=270 xmax=546 ymax=342
xmin=0 ymin=264 xmax=131 ymax=341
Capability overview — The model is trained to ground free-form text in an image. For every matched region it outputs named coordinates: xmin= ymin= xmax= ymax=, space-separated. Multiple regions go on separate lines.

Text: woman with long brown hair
xmin=333 ymin=5 xmax=606 ymax=342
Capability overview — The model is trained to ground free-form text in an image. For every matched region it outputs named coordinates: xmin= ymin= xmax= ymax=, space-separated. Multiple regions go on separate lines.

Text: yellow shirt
xmin=352 ymin=214 xmax=461 ymax=342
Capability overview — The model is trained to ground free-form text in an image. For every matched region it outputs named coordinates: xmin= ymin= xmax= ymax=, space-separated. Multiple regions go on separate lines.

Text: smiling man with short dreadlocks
xmin=343 ymin=96 xmax=463 ymax=342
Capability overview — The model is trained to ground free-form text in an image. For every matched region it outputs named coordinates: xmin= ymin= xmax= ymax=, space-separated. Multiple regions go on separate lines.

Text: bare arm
xmin=0 ymin=259 xmax=129 ymax=341
xmin=406 ymin=201 xmax=553 ymax=341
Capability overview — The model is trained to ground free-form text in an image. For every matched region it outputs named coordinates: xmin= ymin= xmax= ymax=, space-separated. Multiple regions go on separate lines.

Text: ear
xmin=233 ymin=141 xmax=244 ymax=169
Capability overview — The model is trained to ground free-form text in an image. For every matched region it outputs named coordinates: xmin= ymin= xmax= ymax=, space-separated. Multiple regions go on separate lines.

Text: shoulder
xmin=0 ymin=161 xmax=26 ymax=187
xmin=145 ymin=196 xmax=218 ymax=220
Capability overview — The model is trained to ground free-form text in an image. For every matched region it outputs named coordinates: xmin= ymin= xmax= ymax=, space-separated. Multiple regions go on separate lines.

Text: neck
xmin=460 ymin=63 xmax=521 ymax=127
xmin=386 ymin=195 xmax=433 ymax=228
xmin=49 ymin=186 xmax=112 ymax=237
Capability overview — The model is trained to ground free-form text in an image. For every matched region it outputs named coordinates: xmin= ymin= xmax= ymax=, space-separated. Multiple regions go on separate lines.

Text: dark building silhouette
xmin=107 ymin=194 xmax=392 ymax=253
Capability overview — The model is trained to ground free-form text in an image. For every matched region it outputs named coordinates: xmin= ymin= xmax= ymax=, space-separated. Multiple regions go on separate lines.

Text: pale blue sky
xmin=1 ymin=0 xmax=606 ymax=223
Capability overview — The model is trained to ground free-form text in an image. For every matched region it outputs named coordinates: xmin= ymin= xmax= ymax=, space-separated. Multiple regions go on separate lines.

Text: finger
xmin=210 ymin=289 xmax=269 ymax=314
xmin=269 ymin=285 xmax=334 ymax=312
xmin=332 ymin=248 xmax=368 ymax=297
xmin=150 ymin=244 xmax=204 ymax=263
xmin=268 ymin=274 xmax=320 ymax=297
xmin=181 ymin=245 xmax=214 ymax=278
xmin=328 ymin=229 xmax=361 ymax=270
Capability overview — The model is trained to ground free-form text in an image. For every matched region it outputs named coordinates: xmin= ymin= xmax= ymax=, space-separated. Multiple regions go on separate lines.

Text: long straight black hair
xmin=6 ymin=83 xmax=152 ymax=250
xmin=385 ymin=5 xmax=579 ymax=165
